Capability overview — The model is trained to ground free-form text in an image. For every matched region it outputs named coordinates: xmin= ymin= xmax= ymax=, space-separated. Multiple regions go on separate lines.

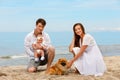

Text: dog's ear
xmin=58 ymin=58 xmax=61 ymax=61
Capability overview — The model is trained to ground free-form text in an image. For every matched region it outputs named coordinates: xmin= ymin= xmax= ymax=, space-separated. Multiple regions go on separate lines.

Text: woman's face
xmin=74 ymin=25 xmax=83 ymax=36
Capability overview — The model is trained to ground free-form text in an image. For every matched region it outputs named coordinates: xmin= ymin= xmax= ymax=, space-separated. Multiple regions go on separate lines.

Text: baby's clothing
xmin=40 ymin=56 xmax=45 ymax=61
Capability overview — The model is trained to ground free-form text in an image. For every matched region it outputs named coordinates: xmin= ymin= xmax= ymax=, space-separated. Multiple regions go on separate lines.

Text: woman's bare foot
xmin=74 ymin=68 xmax=80 ymax=74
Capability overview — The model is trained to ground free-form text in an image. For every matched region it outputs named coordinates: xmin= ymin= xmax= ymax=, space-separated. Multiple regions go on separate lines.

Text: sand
xmin=0 ymin=56 xmax=120 ymax=80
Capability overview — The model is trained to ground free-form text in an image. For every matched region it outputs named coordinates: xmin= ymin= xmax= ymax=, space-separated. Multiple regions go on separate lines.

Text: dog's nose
xmin=61 ymin=62 xmax=66 ymax=66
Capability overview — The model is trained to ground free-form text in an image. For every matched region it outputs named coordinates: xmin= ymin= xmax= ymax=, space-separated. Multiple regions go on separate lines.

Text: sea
xmin=0 ymin=31 xmax=120 ymax=66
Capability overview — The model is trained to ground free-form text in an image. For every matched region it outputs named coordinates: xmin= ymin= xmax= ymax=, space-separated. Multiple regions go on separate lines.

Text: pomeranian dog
xmin=47 ymin=58 xmax=68 ymax=75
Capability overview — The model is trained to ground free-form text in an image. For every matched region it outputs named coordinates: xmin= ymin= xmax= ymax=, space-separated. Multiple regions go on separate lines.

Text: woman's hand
xmin=67 ymin=59 xmax=74 ymax=68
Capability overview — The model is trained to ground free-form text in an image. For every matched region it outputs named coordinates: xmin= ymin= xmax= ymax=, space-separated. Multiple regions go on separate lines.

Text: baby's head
xmin=37 ymin=34 xmax=43 ymax=43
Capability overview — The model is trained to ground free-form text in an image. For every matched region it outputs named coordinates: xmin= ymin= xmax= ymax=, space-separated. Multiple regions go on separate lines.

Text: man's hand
xmin=36 ymin=44 xmax=43 ymax=50
xmin=32 ymin=44 xmax=37 ymax=50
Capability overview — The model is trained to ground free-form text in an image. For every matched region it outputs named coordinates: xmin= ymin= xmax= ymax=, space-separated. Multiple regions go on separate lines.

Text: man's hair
xmin=36 ymin=18 xmax=46 ymax=26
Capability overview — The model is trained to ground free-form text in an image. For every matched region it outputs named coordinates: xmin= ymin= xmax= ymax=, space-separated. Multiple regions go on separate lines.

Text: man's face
xmin=36 ymin=23 xmax=44 ymax=34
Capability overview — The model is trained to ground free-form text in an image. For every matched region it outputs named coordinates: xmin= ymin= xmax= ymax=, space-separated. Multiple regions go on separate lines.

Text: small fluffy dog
xmin=47 ymin=58 xmax=68 ymax=75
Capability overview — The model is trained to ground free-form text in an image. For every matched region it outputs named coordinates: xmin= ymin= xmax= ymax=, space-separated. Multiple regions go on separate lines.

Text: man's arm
xmin=41 ymin=43 xmax=47 ymax=50
xmin=24 ymin=36 xmax=34 ymax=59
xmin=43 ymin=33 xmax=51 ymax=49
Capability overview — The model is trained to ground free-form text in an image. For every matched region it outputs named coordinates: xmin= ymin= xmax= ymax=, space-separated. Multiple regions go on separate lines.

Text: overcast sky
xmin=0 ymin=0 xmax=120 ymax=32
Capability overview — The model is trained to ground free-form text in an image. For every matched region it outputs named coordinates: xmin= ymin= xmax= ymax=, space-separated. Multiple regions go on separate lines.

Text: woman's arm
xmin=69 ymin=37 xmax=75 ymax=52
xmin=73 ymin=45 xmax=87 ymax=61
xmin=67 ymin=45 xmax=88 ymax=68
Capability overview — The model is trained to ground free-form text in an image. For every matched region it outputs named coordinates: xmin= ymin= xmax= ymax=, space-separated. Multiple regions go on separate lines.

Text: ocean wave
xmin=0 ymin=51 xmax=70 ymax=60
xmin=0 ymin=44 xmax=120 ymax=59
xmin=0 ymin=55 xmax=27 ymax=59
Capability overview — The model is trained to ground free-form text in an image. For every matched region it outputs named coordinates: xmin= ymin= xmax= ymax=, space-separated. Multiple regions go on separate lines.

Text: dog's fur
xmin=47 ymin=58 xmax=68 ymax=75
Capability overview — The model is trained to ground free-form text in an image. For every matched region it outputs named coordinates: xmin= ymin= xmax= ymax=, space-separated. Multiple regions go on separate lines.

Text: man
xmin=24 ymin=18 xmax=55 ymax=73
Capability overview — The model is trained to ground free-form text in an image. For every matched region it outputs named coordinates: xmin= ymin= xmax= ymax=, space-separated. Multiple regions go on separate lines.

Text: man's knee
xmin=27 ymin=67 xmax=37 ymax=72
xmin=47 ymin=46 xmax=55 ymax=60
xmin=48 ymin=45 xmax=55 ymax=53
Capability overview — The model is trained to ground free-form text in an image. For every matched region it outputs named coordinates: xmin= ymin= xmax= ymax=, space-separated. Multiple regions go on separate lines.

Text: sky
xmin=0 ymin=0 xmax=120 ymax=32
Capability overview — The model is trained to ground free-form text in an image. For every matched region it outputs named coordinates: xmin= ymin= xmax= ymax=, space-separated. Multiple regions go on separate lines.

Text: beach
xmin=0 ymin=56 xmax=120 ymax=80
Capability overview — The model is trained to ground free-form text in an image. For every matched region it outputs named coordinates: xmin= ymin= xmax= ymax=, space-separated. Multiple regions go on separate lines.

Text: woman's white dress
xmin=73 ymin=34 xmax=106 ymax=76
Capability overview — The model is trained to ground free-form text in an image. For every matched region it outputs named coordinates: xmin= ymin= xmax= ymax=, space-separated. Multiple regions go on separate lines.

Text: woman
xmin=68 ymin=23 xmax=106 ymax=76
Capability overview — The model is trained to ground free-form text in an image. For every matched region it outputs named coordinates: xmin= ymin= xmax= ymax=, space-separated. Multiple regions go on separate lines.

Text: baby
xmin=32 ymin=34 xmax=47 ymax=62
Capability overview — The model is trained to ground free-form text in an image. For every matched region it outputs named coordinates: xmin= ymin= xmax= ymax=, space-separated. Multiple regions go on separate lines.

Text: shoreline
xmin=0 ymin=56 xmax=120 ymax=80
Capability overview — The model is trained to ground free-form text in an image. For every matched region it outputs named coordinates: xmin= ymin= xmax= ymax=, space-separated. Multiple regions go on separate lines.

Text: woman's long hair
xmin=73 ymin=23 xmax=85 ymax=47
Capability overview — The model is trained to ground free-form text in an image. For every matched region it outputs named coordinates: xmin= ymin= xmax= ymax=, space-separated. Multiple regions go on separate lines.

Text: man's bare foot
xmin=45 ymin=69 xmax=49 ymax=74
xmin=27 ymin=67 xmax=37 ymax=73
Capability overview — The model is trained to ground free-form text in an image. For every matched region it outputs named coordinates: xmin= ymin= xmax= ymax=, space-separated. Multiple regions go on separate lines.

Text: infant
xmin=32 ymin=34 xmax=47 ymax=62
